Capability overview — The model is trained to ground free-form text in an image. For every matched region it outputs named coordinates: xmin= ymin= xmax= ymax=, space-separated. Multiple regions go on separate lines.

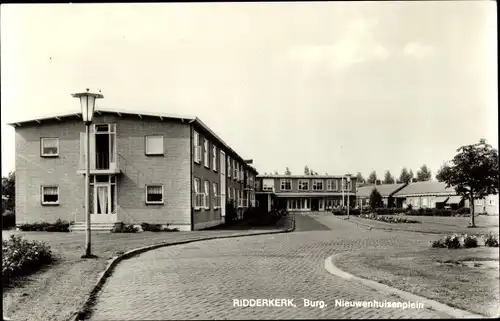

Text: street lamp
xmin=72 ymin=88 xmax=103 ymax=258
xmin=346 ymin=174 xmax=352 ymax=219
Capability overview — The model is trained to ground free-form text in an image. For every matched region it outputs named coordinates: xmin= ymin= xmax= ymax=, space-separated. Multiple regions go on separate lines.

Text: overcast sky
xmin=1 ymin=2 xmax=497 ymax=179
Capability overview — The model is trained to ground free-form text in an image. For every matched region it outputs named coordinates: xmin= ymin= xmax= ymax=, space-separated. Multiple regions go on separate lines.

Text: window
xmin=298 ymin=179 xmax=309 ymax=191
xmin=312 ymin=179 xmax=324 ymax=191
xmin=212 ymin=145 xmax=217 ymax=171
xmin=475 ymin=199 xmax=484 ymax=206
xmin=41 ymin=138 xmax=59 ymax=157
xmin=422 ymin=197 xmax=428 ymax=207
xmin=41 ymin=186 xmax=59 ymax=205
xmin=228 ymin=157 xmax=232 ymax=178
xmin=234 ymin=161 xmax=238 ymax=180
xmin=204 ymin=139 xmax=209 ymax=168
xmin=146 ymin=185 xmax=164 ymax=204
xmin=204 ymin=180 xmax=210 ymax=209
xmin=194 ymin=178 xmax=203 ymax=209
xmin=280 ymin=179 xmax=291 ymax=191
xmin=489 ymin=198 xmax=495 ymax=206
xmin=145 ymin=135 xmax=164 ymax=155
xmin=326 ymin=180 xmax=334 ymax=191
xmin=193 ymin=131 xmax=201 ymax=163
xmin=333 ymin=180 xmax=339 ymax=191
xmin=213 ymin=182 xmax=219 ymax=209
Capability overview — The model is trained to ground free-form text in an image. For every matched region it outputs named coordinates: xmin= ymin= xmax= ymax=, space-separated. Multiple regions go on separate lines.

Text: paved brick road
xmin=90 ymin=214 xmax=451 ymax=320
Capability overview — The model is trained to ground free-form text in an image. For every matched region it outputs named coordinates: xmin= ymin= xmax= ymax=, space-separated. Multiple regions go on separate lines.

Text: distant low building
xmin=356 ymin=183 xmax=408 ymax=208
xmin=393 ymin=181 xmax=459 ymax=209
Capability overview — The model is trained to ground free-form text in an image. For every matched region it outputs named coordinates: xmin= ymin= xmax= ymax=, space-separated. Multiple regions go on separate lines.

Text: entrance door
xmin=319 ymin=199 xmax=324 ymax=211
xmin=220 ymin=151 xmax=226 ymax=217
xmin=91 ymin=183 xmax=117 ymax=223
xmin=311 ymin=198 xmax=319 ymax=211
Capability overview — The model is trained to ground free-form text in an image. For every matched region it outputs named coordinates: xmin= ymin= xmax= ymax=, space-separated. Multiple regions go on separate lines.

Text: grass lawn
xmin=334 ymin=246 xmax=500 ymax=317
xmin=350 ymin=214 xmax=499 ymax=235
xmin=2 ymin=226 xmax=283 ymax=321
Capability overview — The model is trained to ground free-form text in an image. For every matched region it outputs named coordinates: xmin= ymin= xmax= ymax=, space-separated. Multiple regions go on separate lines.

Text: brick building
xmin=8 ymin=108 xmax=257 ymax=231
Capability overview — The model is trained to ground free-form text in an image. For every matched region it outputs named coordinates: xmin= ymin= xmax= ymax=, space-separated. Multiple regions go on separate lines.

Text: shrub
xmin=431 ymin=239 xmax=446 ymax=248
xmin=462 ymin=234 xmax=478 ymax=248
xmin=2 ymin=235 xmax=54 ymax=286
xmin=483 ymin=234 xmax=499 ymax=247
xmin=225 ymin=200 xmax=238 ymax=225
xmin=2 ymin=211 xmax=15 ymax=230
xmin=141 ymin=223 xmax=162 ymax=232
xmin=112 ymin=224 xmax=139 ymax=233
xmin=18 ymin=219 xmax=70 ymax=232
xmin=444 ymin=234 xmax=462 ymax=249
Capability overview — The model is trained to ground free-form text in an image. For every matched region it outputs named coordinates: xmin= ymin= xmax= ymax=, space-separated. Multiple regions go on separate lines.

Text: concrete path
xmin=89 ymin=213 xmax=451 ymax=320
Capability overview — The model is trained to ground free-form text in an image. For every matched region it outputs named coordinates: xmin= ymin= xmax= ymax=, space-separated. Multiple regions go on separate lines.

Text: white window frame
xmin=422 ymin=197 xmax=428 ymax=207
xmin=489 ymin=198 xmax=495 ymax=206
xmin=326 ymin=179 xmax=334 ymax=191
xmin=204 ymin=180 xmax=210 ymax=209
xmin=41 ymin=185 xmax=59 ymax=205
xmin=475 ymin=199 xmax=484 ymax=206
xmin=204 ymin=139 xmax=209 ymax=168
xmin=234 ymin=161 xmax=238 ymax=180
xmin=40 ymin=138 xmax=60 ymax=157
xmin=194 ymin=177 xmax=203 ymax=210
xmin=312 ymin=179 xmax=324 ymax=191
xmin=228 ymin=156 xmax=232 ymax=178
xmin=213 ymin=182 xmax=219 ymax=209
xmin=193 ymin=131 xmax=201 ymax=163
xmin=298 ymin=179 xmax=309 ymax=191
xmin=145 ymin=135 xmax=164 ymax=156
xmin=145 ymin=185 xmax=164 ymax=204
xmin=212 ymin=145 xmax=217 ymax=172
xmin=280 ymin=179 xmax=292 ymax=191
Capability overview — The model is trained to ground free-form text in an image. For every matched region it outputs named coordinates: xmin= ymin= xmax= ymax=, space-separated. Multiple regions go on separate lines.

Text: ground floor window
xmin=287 ymin=198 xmax=309 ymax=210
xmin=41 ymin=186 xmax=59 ymax=205
xmin=146 ymin=185 xmax=164 ymax=204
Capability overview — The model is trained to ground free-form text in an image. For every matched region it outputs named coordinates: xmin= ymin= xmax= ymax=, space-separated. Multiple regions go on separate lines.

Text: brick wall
xmin=15 ymin=118 xmax=86 ymax=224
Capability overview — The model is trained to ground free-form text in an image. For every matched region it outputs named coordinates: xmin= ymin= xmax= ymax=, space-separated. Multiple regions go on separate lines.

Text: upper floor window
xmin=228 ymin=156 xmax=232 ymax=178
xmin=146 ymin=185 xmax=164 ymax=204
xmin=204 ymin=139 xmax=209 ymax=168
xmin=41 ymin=138 xmax=59 ymax=157
xmin=280 ymin=179 xmax=292 ymax=191
xmin=41 ymin=185 xmax=59 ymax=205
xmin=145 ymin=135 xmax=164 ymax=156
xmin=193 ymin=131 xmax=201 ymax=163
xmin=326 ymin=179 xmax=334 ymax=191
xmin=312 ymin=179 xmax=324 ymax=191
xmin=212 ymin=145 xmax=217 ymax=171
xmin=298 ymin=179 xmax=309 ymax=191
xmin=234 ymin=161 xmax=238 ymax=180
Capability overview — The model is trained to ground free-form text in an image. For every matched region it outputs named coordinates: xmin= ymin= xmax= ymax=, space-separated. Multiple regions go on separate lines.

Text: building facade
xmin=256 ymin=175 xmax=357 ymax=212
xmin=10 ymin=108 xmax=257 ymax=231
xmin=356 ymin=183 xmax=408 ymax=208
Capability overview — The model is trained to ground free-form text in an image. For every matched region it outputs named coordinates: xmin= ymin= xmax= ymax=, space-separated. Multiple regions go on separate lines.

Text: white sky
xmin=1 ymin=2 xmax=497 ymax=179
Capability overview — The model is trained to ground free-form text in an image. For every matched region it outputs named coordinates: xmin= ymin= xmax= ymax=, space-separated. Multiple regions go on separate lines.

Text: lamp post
xmin=72 ymin=88 xmax=103 ymax=258
xmin=346 ymin=173 xmax=352 ymax=219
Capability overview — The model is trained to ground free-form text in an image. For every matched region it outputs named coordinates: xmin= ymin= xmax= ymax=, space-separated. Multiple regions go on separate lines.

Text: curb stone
xmin=69 ymin=221 xmax=295 ymax=321
xmin=324 ymin=253 xmax=486 ymax=319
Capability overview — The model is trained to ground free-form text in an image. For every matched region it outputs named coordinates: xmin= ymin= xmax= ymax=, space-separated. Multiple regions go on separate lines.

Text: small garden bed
xmin=359 ymin=213 xmax=420 ymax=224
xmin=431 ymin=233 xmax=499 ymax=249
xmin=18 ymin=219 xmax=70 ymax=232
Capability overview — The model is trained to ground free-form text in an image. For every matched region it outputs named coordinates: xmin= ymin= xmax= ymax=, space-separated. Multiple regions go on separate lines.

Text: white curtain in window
xmin=43 ymin=187 xmax=58 ymax=195
xmin=97 ymin=186 xmax=108 ymax=214
xmin=146 ymin=136 xmax=163 ymax=154
xmin=43 ymin=138 xmax=58 ymax=148
xmin=148 ymin=186 xmax=162 ymax=195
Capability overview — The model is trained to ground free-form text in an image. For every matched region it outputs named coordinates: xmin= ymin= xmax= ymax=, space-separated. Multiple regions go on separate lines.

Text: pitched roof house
xmin=356 ymin=183 xmax=408 ymax=207
xmin=392 ymin=181 xmax=461 ymax=209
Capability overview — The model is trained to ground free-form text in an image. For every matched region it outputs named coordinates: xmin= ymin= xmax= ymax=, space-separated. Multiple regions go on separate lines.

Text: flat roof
xmin=257 ymin=175 xmax=355 ymax=179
